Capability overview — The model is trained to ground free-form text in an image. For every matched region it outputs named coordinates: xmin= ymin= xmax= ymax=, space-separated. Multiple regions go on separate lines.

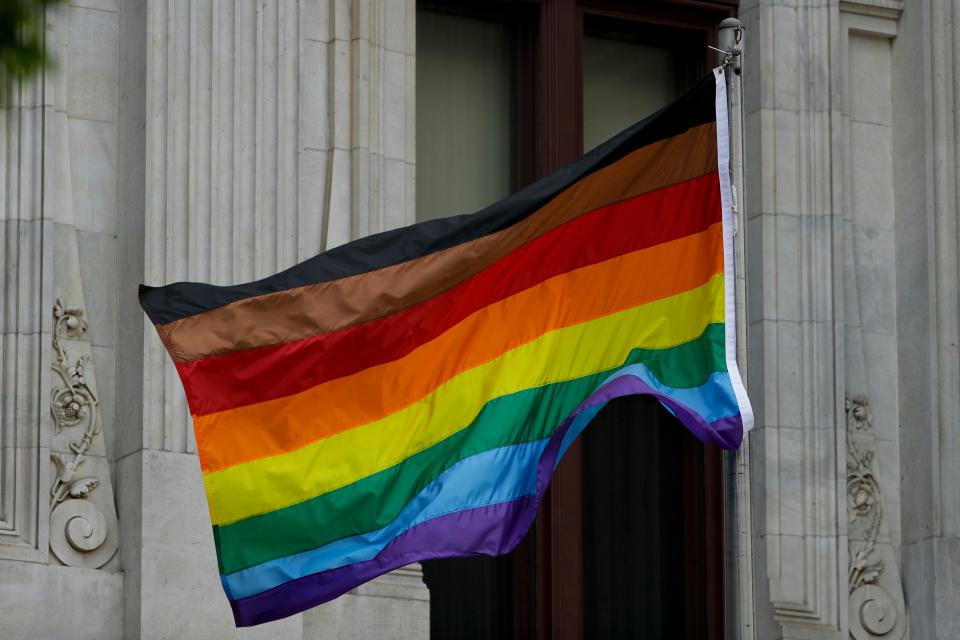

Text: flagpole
xmin=717 ymin=17 xmax=756 ymax=640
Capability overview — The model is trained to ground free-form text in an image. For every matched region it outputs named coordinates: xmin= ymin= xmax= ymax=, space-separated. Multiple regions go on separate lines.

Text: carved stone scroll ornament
xmin=48 ymin=298 xmax=118 ymax=568
xmin=845 ymin=395 xmax=906 ymax=639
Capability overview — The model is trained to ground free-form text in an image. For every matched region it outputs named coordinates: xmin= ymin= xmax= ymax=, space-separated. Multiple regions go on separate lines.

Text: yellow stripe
xmin=204 ymin=275 xmax=725 ymax=526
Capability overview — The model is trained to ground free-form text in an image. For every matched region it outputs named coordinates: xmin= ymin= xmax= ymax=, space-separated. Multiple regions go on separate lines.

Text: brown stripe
xmin=158 ymin=122 xmax=717 ymax=363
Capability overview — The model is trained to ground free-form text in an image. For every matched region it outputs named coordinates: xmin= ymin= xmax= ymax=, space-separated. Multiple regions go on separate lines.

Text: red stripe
xmin=177 ymin=172 xmax=721 ymax=416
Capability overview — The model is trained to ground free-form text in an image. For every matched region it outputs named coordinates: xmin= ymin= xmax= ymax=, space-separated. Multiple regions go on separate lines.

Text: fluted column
xmin=0 ymin=45 xmax=51 ymax=568
xmin=738 ymin=0 xmax=847 ymax=636
xmin=116 ymin=1 xmax=422 ymax=637
xmin=136 ymin=0 xmax=415 ymax=456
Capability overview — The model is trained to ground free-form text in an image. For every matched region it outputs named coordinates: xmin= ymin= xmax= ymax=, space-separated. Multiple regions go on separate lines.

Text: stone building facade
xmin=0 ymin=0 xmax=958 ymax=638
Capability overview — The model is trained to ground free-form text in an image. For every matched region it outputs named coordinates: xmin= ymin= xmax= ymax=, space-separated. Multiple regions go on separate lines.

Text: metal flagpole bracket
xmin=716 ymin=18 xmax=744 ymax=74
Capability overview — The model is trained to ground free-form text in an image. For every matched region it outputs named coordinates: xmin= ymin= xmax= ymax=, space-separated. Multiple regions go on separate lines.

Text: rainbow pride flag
xmin=139 ymin=69 xmax=752 ymax=626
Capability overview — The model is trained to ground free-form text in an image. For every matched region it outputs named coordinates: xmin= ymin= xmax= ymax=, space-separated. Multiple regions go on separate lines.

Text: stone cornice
xmin=839 ymin=0 xmax=904 ymax=21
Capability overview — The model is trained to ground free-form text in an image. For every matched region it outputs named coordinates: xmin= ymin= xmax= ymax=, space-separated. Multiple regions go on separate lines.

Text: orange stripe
xmin=194 ymin=224 xmax=725 ymax=473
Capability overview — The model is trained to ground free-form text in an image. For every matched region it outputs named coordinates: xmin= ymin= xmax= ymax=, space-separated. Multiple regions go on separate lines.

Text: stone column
xmin=0 ymin=34 xmax=51 ymax=572
xmin=740 ymin=0 xmax=912 ymax=637
xmin=895 ymin=0 xmax=960 ymax=636
xmin=739 ymin=0 xmax=848 ymax=637
xmin=115 ymin=1 xmax=424 ymax=637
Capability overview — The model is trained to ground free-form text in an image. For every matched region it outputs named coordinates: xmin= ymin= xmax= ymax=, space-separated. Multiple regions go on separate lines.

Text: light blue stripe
xmin=556 ymin=365 xmax=739 ymax=460
xmin=225 ymin=365 xmax=740 ymax=599
xmin=223 ymin=438 xmax=548 ymax=599
xmin=608 ymin=365 xmax=737 ymax=422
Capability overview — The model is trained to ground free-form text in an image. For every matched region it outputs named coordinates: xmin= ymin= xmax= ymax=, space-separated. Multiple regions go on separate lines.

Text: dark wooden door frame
xmin=536 ymin=3 xmax=584 ymax=639
xmin=534 ymin=1 xmax=734 ymax=639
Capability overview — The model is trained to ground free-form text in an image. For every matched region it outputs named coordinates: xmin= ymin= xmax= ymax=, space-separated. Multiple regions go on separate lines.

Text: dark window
xmin=415 ymin=11 xmax=513 ymax=221
xmin=417 ymin=2 xmax=733 ymax=638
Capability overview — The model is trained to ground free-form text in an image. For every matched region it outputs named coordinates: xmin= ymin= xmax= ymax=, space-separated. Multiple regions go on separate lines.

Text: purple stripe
xmin=231 ymin=496 xmax=539 ymax=626
xmin=588 ymin=374 xmax=744 ymax=450
xmin=232 ymin=388 xmax=581 ymax=626
xmin=230 ymin=372 xmax=742 ymax=626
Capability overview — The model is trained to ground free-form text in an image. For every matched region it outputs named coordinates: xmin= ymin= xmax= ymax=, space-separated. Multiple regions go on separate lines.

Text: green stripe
xmin=214 ymin=323 xmax=726 ymax=575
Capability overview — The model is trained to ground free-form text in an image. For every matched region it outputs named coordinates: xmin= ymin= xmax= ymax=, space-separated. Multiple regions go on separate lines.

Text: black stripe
xmin=140 ymin=73 xmax=716 ymax=325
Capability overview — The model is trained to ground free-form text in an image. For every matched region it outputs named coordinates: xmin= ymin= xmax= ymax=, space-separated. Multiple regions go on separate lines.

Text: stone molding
xmin=49 ymin=299 xmax=119 ymax=569
xmin=836 ymin=7 xmax=908 ymax=637
xmin=0 ymin=2 xmax=124 ymax=574
xmin=926 ymin=0 xmax=960 ymax=541
xmin=838 ymin=0 xmax=904 ymax=21
xmin=43 ymin=0 xmax=121 ymax=572
xmin=0 ymin=73 xmax=51 ymax=565
xmin=845 ymin=396 xmax=906 ymax=639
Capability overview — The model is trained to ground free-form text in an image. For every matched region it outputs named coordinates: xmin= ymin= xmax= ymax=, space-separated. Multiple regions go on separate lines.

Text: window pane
xmin=583 ymin=19 xmax=692 ymax=150
xmin=416 ymin=10 xmax=512 ymax=221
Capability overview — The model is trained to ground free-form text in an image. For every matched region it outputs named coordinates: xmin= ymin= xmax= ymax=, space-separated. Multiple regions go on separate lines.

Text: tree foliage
xmin=0 ymin=0 xmax=65 ymax=89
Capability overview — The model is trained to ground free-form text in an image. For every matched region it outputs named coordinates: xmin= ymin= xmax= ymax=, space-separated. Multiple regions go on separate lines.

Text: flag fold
xmin=139 ymin=68 xmax=752 ymax=627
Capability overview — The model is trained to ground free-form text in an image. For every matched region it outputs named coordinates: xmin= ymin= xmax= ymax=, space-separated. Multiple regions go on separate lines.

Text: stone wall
xmin=0 ymin=1 xmax=427 ymax=638
xmin=739 ymin=0 xmax=960 ymax=637
xmin=2 ymin=1 xmax=960 ymax=639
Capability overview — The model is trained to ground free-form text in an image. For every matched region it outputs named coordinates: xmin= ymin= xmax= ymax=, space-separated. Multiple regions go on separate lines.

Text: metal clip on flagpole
xmin=716 ymin=16 xmax=756 ymax=640
xmin=714 ymin=18 xmax=744 ymax=74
